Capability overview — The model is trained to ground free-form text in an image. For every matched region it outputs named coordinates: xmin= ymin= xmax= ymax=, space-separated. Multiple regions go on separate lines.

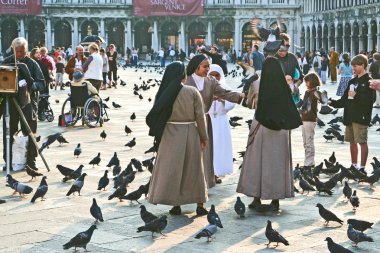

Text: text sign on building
xmin=134 ymin=0 xmax=204 ymax=17
xmin=0 ymin=0 xmax=42 ymax=15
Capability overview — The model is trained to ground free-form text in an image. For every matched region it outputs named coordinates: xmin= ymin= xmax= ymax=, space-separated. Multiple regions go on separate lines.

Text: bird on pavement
xmin=62 ymin=225 xmax=97 ymax=251
xmin=66 ymin=173 xmax=87 ymax=196
xmin=97 ymin=170 xmax=109 ymax=191
xmin=125 ymin=138 xmax=136 ymax=149
xmin=57 ymin=134 xmax=69 ymax=145
xmin=343 ymin=181 xmax=352 ymax=200
xmin=108 ymin=182 xmax=128 ymax=201
xmin=125 ymin=125 xmax=132 ymax=135
xmin=347 ymin=224 xmax=374 ymax=247
xmin=137 ymin=215 xmax=168 ymax=237
xmin=316 ymin=203 xmax=343 ymax=226
xmin=325 ymin=237 xmax=353 ymax=253
xmin=90 ymin=198 xmax=104 ymax=223
xmin=131 ymin=158 xmax=143 ymax=172
xmin=39 ymin=133 xmax=67 ymax=152
xmin=347 ymin=219 xmax=374 ymax=232
xmin=349 ymin=190 xmax=360 ymax=212
xmin=299 ymin=175 xmax=316 ymax=194
xmin=329 ymin=152 xmax=336 ymax=164
xmin=265 ymin=220 xmax=289 ymax=248
xmin=62 ymin=165 xmax=83 ymax=182
xmin=112 ymin=165 xmax=121 ymax=176
xmin=323 ymin=135 xmax=335 ymax=142
xmin=107 ymin=152 xmax=119 ymax=167
xmin=140 ymin=205 xmax=158 ymax=224
xmin=26 ymin=165 xmax=43 ymax=181
xmin=207 ymin=204 xmax=223 ymax=228
xmin=195 ymin=224 xmax=218 ymax=242
xmin=112 ymin=102 xmax=121 ymax=108
xmin=74 ymin=143 xmax=82 ymax=158
xmin=104 ymin=96 xmax=109 ymax=102
xmin=121 ymin=185 xmax=145 ymax=204
xmin=234 ymin=197 xmax=246 ymax=218
xmin=89 ymin=153 xmax=101 ymax=167
xmin=6 ymin=175 xmax=33 ymax=196
xmin=100 ymin=130 xmax=107 ymax=141
xmin=30 ymin=176 xmax=48 ymax=203
xmin=130 ymin=112 xmax=136 ymax=121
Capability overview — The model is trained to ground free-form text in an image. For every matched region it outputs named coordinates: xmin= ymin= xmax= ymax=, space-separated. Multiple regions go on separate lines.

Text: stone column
xmin=153 ymin=20 xmax=159 ymax=52
xmin=127 ymin=19 xmax=132 ymax=50
xmin=234 ymin=17 xmax=240 ymax=53
xmin=124 ymin=23 xmax=128 ymax=55
xmin=358 ymin=23 xmax=363 ymax=53
xmin=367 ymin=18 xmax=373 ymax=52
xmin=51 ymin=30 xmax=55 ymax=47
xmin=315 ymin=25 xmax=320 ymax=51
xmin=334 ymin=20 xmax=339 ymax=52
xmin=20 ymin=18 xmax=25 ymax=38
xmin=289 ymin=18 xmax=295 ymax=52
xmin=180 ymin=21 xmax=185 ymax=51
xmin=73 ymin=18 xmax=78 ymax=46
xmin=342 ymin=20 xmax=346 ymax=53
xmin=207 ymin=21 xmax=212 ymax=46
xmin=46 ymin=18 xmax=52 ymax=50
xmin=310 ymin=23 xmax=315 ymax=52
xmin=305 ymin=25 xmax=309 ymax=51
xmin=350 ymin=20 xmax=355 ymax=56
xmin=377 ymin=17 xmax=380 ymax=53
xmin=100 ymin=19 xmax=105 ymax=38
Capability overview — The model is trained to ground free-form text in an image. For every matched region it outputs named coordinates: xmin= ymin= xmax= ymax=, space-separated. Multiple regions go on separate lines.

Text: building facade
xmin=0 ymin=0 xmax=379 ymax=56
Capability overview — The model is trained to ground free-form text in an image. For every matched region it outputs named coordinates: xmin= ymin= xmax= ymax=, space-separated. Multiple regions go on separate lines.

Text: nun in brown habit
xmin=236 ymin=41 xmax=302 ymax=211
xmin=146 ymin=61 xmax=209 ymax=216
xmin=185 ymin=55 xmax=245 ymax=188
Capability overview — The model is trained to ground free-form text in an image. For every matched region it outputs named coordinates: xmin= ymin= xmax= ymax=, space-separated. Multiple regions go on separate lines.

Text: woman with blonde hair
xmin=82 ymin=43 xmax=103 ymax=91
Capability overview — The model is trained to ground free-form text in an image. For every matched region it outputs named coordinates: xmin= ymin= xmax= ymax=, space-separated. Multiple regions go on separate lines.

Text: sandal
xmin=248 ymin=198 xmax=261 ymax=210
xmin=196 ymin=207 xmax=208 ymax=216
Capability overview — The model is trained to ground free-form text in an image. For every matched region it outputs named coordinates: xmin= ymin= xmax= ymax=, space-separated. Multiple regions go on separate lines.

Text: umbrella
xmin=81 ymin=35 xmax=105 ymax=44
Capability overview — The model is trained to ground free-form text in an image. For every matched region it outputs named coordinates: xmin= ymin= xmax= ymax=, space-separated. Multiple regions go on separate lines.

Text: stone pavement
xmin=1 ymin=63 xmax=380 ymax=252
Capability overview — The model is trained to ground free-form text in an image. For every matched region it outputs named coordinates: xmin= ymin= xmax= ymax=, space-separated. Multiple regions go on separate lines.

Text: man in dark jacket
xmin=1 ymin=37 xmax=45 ymax=171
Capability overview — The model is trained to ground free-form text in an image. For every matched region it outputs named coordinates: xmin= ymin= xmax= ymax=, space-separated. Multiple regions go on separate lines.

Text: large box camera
xmin=0 ymin=65 xmax=18 ymax=93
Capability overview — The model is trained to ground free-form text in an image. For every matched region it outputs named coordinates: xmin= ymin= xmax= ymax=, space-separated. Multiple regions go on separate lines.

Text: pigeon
xmin=66 ymin=173 xmax=87 ymax=196
xmin=36 ymin=136 xmax=41 ymax=142
xmin=329 ymin=152 xmax=336 ymax=164
xmin=121 ymin=185 xmax=144 ymax=204
xmin=139 ymin=94 xmax=143 ymax=100
xmin=343 ymin=181 xmax=352 ymax=200
xmin=299 ymin=176 xmax=316 ymax=194
xmin=347 ymin=219 xmax=374 ymax=232
xmin=140 ymin=205 xmax=158 ymax=224
xmin=130 ymin=112 xmax=136 ymax=121
xmin=314 ymin=177 xmax=333 ymax=195
xmin=265 ymin=220 xmax=289 ymax=248
xmin=26 ymin=165 xmax=43 ymax=181
xmin=142 ymin=157 xmax=155 ymax=170
xmin=144 ymin=145 xmax=157 ymax=154
xmin=359 ymin=169 xmax=380 ymax=186
xmin=57 ymin=134 xmax=69 ymax=145
xmin=39 ymin=133 xmax=65 ymax=152
xmin=31 ymin=176 xmax=48 ymax=203
xmin=347 ymin=224 xmax=373 ymax=246
xmin=131 ymin=158 xmax=143 ymax=172
xmin=89 ymin=153 xmax=101 ymax=167
xmin=137 ymin=215 xmax=168 ymax=237
xmin=207 ymin=204 xmax=223 ymax=228
xmin=74 ymin=143 xmax=81 ymax=157
xmin=55 ymin=99 xmax=59 ymax=103
xmin=325 ymin=237 xmax=353 ymax=253
xmin=97 ymin=170 xmax=109 ymax=191
xmin=112 ymin=165 xmax=121 ymax=176
xmin=234 ymin=196 xmax=246 ymax=218
xmin=107 ymin=152 xmax=119 ymax=167
xmin=6 ymin=180 xmax=33 ymax=196
xmin=324 ymin=159 xmax=335 ymax=169
xmin=125 ymin=138 xmax=136 ymax=149
xmin=90 ymin=198 xmax=104 ymax=223
xmin=100 ymin=130 xmax=107 ymax=140
xmin=331 ymin=109 xmax=339 ymax=115
xmin=321 ymin=162 xmax=341 ymax=175
xmin=108 ymin=182 xmax=128 ymax=201
xmin=373 ymin=157 xmax=380 ymax=168
xmin=141 ymin=179 xmax=150 ymax=198
xmin=125 ymin=125 xmax=132 ymax=135
xmin=349 ymin=190 xmax=360 ymax=211
xmin=316 ymin=203 xmax=343 ymax=226
xmin=317 ymin=118 xmax=325 ymax=127
xmin=62 ymin=225 xmax=97 ymax=251
xmin=148 ymin=98 xmax=152 ymax=102
xmin=229 ymin=120 xmax=241 ymax=128
xmin=323 ymin=135 xmax=335 ymax=142
xmin=112 ymin=101 xmax=121 ymax=108
xmin=371 ymin=113 xmax=380 ymax=125
xmin=125 ymin=171 xmax=137 ymax=184
xmin=230 ymin=116 xmax=243 ymax=122
xmin=195 ymin=224 xmax=218 ymax=242
xmin=62 ymin=165 xmax=84 ymax=182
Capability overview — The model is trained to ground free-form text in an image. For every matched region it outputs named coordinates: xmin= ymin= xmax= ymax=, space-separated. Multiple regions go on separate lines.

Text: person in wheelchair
xmin=71 ymin=71 xmax=99 ymax=99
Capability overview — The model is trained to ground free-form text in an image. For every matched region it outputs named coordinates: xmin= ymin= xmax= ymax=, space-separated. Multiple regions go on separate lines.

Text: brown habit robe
xmin=186 ymin=75 xmax=241 ymax=188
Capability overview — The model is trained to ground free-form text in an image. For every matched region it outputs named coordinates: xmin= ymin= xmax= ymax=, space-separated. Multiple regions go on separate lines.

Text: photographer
xmin=1 ymin=37 xmax=45 ymax=171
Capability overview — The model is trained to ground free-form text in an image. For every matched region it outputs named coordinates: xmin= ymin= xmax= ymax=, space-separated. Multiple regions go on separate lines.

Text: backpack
xmin=313 ymin=57 xmax=319 ymax=68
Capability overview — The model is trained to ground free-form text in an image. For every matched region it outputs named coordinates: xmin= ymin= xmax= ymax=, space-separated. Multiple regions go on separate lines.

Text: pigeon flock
xmin=2 ymin=62 xmax=380 ymax=252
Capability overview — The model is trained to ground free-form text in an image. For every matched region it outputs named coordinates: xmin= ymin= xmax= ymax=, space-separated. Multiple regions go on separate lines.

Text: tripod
xmin=4 ymin=95 xmax=50 ymax=174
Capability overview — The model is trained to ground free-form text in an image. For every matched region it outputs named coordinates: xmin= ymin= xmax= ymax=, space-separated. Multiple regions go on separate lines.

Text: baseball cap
xmin=72 ymin=71 xmax=84 ymax=81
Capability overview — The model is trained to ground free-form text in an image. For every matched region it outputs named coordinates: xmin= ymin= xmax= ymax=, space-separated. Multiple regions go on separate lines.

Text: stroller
xmin=38 ymin=94 xmax=54 ymax=122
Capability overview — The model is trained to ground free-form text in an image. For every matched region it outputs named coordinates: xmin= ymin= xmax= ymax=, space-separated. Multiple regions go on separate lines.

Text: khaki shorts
xmin=345 ymin=122 xmax=368 ymax=143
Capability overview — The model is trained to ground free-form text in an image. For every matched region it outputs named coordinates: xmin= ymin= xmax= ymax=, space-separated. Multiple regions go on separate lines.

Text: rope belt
xmin=166 ymin=121 xmax=196 ymax=125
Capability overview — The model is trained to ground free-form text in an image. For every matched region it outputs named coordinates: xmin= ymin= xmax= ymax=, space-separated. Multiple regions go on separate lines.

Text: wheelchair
xmin=61 ymin=85 xmax=108 ymax=128
xmin=38 ymin=94 xmax=54 ymax=122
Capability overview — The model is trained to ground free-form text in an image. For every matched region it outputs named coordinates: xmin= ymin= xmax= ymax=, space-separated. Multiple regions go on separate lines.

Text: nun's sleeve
xmin=212 ymin=78 xmax=241 ymax=104
xmin=193 ymin=89 xmax=208 ymax=141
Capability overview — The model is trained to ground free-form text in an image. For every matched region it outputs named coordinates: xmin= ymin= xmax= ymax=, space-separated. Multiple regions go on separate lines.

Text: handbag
xmin=12 ymin=130 xmax=28 ymax=171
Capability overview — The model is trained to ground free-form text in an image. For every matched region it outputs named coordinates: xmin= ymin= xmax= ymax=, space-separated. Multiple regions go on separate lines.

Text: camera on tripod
xmin=0 ymin=65 xmax=18 ymax=93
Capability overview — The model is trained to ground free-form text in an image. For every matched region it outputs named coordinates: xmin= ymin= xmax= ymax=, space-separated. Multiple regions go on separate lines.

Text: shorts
xmin=345 ymin=122 xmax=368 ymax=144
xmin=56 ymin=73 xmax=63 ymax=83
